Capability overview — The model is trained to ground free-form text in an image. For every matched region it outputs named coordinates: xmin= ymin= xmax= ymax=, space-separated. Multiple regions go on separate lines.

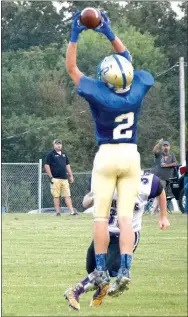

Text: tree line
xmin=2 ymin=1 xmax=187 ymax=170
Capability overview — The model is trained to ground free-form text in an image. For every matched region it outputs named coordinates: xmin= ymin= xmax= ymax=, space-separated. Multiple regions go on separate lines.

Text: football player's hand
xmin=70 ymin=11 xmax=88 ymax=42
xmin=94 ymin=11 xmax=115 ymax=41
xmin=159 ymin=216 xmax=170 ymax=230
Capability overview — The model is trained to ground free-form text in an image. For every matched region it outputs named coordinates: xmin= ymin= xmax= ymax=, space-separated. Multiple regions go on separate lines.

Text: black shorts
xmin=86 ymin=231 xmax=140 ymax=277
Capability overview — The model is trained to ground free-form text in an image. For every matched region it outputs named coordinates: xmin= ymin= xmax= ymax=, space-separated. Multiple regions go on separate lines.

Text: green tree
xmin=2 ymin=17 xmax=177 ymax=170
xmin=124 ymin=1 xmax=187 ymax=63
xmin=2 ymin=45 xmax=68 ymax=118
xmin=1 ymin=1 xmax=66 ymax=51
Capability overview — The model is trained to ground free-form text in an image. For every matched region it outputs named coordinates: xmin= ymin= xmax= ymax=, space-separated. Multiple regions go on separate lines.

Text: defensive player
xmin=64 ymin=173 xmax=170 ymax=310
xmin=66 ymin=11 xmax=155 ymax=294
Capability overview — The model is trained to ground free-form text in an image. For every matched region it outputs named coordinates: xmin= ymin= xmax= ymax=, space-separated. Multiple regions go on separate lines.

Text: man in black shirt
xmin=45 ymin=139 xmax=76 ymax=216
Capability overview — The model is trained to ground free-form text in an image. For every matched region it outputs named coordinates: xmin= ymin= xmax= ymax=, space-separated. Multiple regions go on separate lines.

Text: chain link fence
xmin=2 ymin=163 xmax=152 ymax=213
xmin=1 ymin=162 xmax=92 ymax=213
xmin=2 ymin=163 xmax=40 ymax=213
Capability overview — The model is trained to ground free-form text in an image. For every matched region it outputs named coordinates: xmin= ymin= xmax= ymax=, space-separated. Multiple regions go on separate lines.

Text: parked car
xmin=170 ymin=164 xmax=186 ymax=213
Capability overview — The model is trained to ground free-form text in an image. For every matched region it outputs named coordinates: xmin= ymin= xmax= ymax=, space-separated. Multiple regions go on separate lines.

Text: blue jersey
xmin=77 ymin=69 xmax=154 ymax=145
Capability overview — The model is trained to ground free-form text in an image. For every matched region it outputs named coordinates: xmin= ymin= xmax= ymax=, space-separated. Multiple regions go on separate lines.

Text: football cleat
xmin=107 ymin=268 xmax=131 ymax=297
xmin=90 ymin=284 xmax=111 ymax=307
xmin=64 ymin=284 xmax=82 ymax=311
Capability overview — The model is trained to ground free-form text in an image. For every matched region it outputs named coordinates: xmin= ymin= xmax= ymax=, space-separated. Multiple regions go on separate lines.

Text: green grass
xmin=2 ymin=212 xmax=187 ymax=317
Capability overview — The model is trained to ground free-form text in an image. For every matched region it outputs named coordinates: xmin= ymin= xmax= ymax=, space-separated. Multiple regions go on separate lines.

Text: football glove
xmin=94 ymin=11 xmax=115 ymax=41
xmin=70 ymin=11 xmax=88 ymax=42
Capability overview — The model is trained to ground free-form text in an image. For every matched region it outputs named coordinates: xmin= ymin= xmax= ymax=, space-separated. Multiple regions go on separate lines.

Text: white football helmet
xmin=97 ymin=54 xmax=134 ymax=94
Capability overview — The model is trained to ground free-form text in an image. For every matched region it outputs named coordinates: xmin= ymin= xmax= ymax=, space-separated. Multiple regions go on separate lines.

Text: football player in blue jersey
xmin=64 ymin=173 xmax=170 ymax=310
xmin=66 ymin=11 xmax=155 ymax=295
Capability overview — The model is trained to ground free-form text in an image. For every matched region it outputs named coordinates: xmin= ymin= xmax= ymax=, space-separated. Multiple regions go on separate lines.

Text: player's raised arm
xmin=94 ymin=11 xmax=132 ymax=62
xmin=66 ymin=12 xmax=87 ymax=87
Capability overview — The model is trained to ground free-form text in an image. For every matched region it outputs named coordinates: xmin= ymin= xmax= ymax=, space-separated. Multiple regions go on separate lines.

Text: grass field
xmin=2 ymin=212 xmax=187 ymax=317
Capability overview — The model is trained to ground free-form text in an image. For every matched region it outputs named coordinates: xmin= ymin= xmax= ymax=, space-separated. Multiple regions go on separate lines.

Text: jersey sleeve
xmin=77 ymin=76 xmax=103 ymax=105
xmin=148 ymin=175 xmax=163 ymax=199
xmin=45 ymin=152 xmax=52 ymax=165
xmin=117 ymin=50 xmax=132 ymax=62
xmin=127 ymin=70 xmax=155 ymax=105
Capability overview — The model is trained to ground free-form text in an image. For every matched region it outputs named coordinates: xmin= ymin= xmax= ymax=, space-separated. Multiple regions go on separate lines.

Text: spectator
xmin=184 ymin=140 xmax=188 ymax=214
xmin=151 ymin=139 xmax=178 ymax=189
xmin=44 ymin=139 xmax=77 ymax=216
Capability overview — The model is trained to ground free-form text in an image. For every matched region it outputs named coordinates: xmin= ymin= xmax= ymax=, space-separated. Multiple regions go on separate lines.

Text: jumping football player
xmin=66 ymin=11 xmax=155 ymax=295
xmin=64 ymin=173 xmax=170 ymax=310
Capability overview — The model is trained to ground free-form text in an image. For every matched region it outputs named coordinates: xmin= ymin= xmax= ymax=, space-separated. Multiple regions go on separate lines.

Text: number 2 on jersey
xmin=113 ymin=112 xmax=134 ymax=140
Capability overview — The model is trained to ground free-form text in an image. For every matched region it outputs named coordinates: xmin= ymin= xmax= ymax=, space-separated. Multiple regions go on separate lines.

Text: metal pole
xmin=179 ymin=57 xmax=185 ymax=164
xmin=38 ymin=159 xmax=42 ymax=213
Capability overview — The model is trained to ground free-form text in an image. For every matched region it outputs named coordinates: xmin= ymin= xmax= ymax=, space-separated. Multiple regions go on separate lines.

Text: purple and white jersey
xmin=108 ymin=173 xmax=161 ymax=234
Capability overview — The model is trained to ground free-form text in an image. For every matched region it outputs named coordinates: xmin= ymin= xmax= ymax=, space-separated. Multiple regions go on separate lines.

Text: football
xmin=80 ymin=7 xmax=102 ymax=29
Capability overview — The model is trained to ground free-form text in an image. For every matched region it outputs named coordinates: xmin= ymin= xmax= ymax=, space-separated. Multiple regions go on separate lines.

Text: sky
xmin=54 ymin=1 xmax=184 ymax=18
xmin=171 ymin=1 xmax=184 ymax=17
